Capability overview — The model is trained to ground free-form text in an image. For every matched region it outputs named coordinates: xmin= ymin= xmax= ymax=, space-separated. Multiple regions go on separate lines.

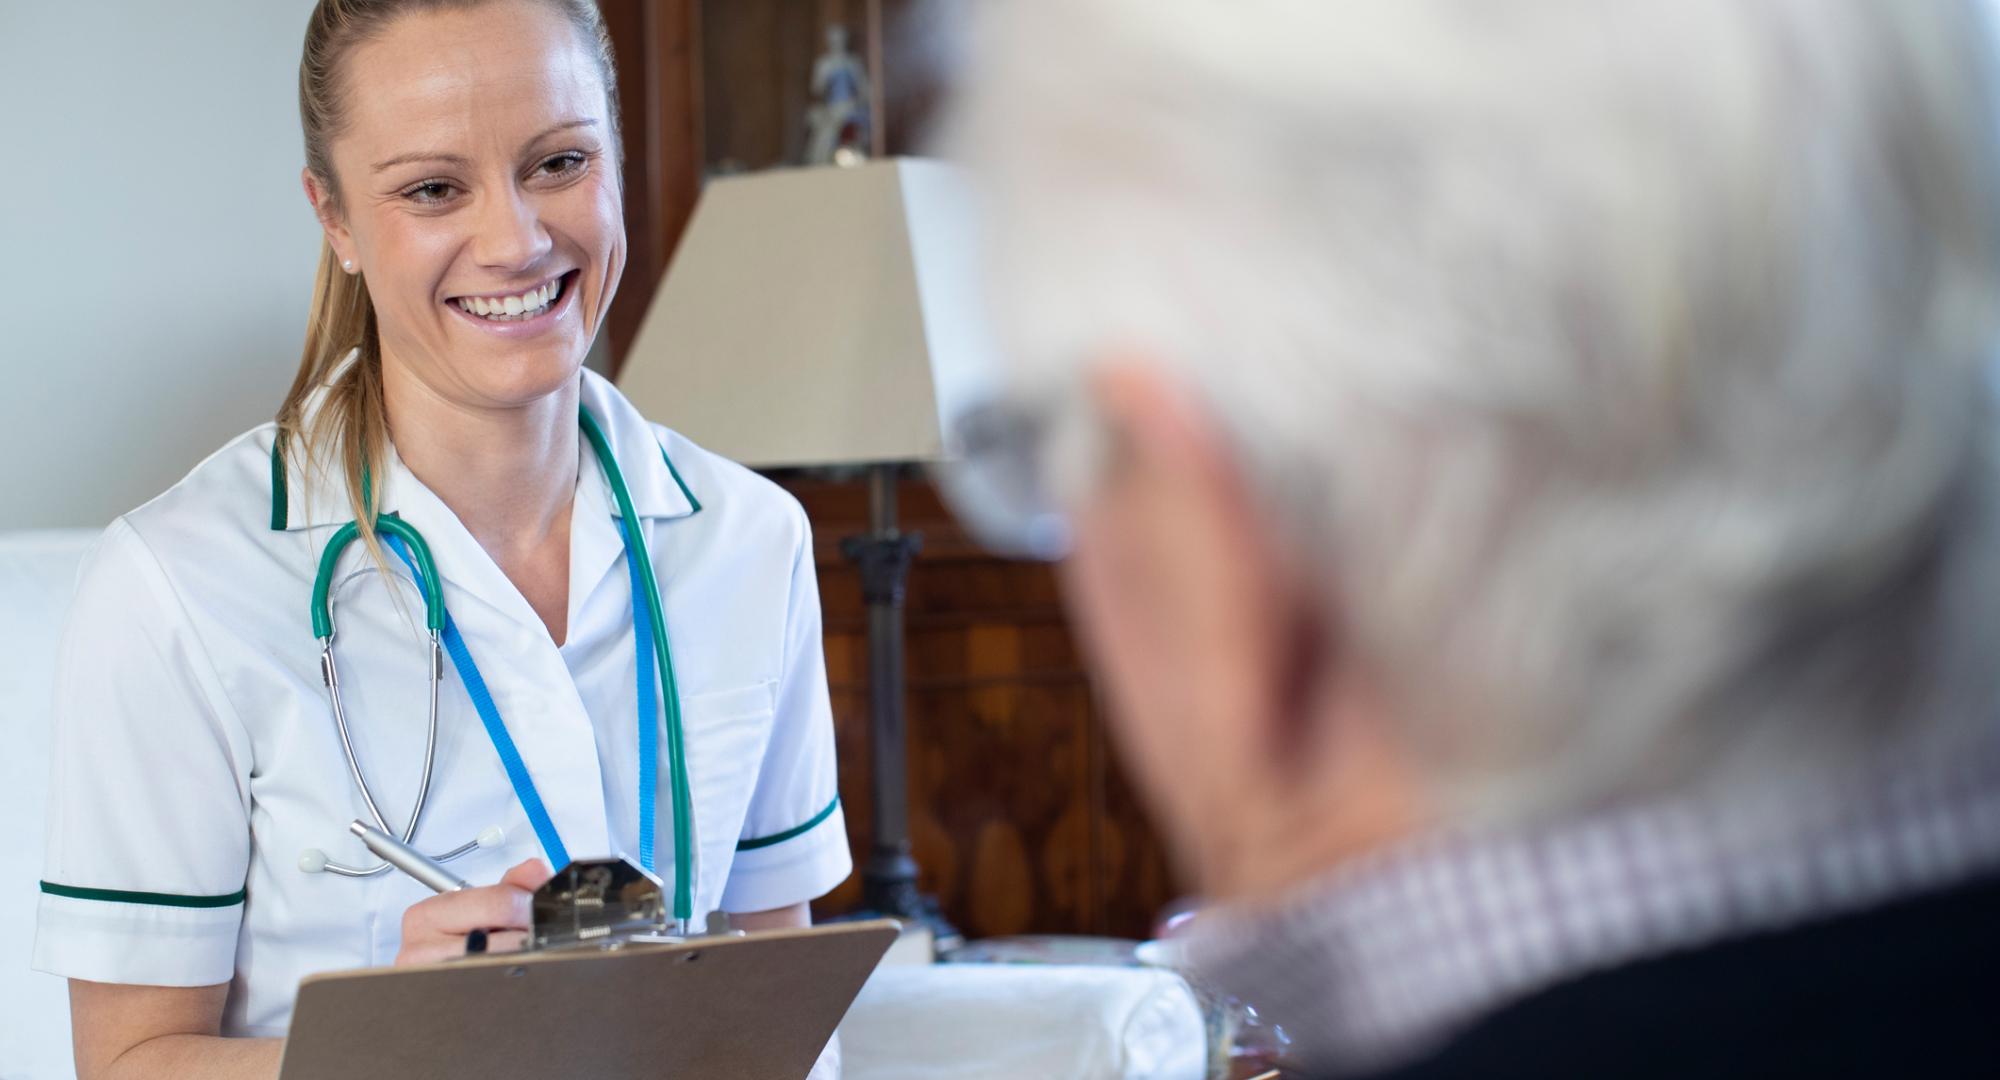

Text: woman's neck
xmin=379 ymin=361 xmax=579 ymax=632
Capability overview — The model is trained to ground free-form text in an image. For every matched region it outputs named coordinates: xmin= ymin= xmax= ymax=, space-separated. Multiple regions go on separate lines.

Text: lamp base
xmin=861 ymin=848 xmax=924 ymax=916
xmin=835 ymin=463 xmax=960 ymax=951
xmin=852 ymin=853 xmax=962 ymax=953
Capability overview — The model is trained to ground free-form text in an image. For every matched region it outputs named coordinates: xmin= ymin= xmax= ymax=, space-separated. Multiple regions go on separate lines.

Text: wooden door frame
xmin=602 ymin=0 xmax=705 ymax=375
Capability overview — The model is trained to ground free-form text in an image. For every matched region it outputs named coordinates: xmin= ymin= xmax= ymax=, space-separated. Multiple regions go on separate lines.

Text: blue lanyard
xmin=383 ymin=522 xmax=661 ymax=877
xmin=298 ymin=407 xmax=697 ymax=925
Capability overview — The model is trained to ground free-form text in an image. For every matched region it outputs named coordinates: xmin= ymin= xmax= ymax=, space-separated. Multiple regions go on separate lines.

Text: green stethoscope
xmin=291 ymin=407 xmax=700 ymax=931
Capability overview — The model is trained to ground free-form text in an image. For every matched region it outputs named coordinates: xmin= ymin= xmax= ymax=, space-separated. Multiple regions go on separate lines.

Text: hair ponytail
xmin=276 ymin=235 xmax=387 ymax=542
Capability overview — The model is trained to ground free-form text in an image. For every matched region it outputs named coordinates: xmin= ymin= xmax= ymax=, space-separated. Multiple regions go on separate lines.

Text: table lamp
xmin=618 ymin=158 xmax=998 ymax=929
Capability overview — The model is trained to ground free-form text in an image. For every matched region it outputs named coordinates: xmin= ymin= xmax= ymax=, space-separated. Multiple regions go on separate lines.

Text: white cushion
xmin=1 ymin=529 xmax=98 ymax=1080
xmin=837 ymin=963 xmax=1207 ymax=1080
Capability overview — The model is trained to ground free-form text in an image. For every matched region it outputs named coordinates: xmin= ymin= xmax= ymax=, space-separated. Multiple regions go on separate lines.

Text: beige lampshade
xmin=618 ymin=158 xmax=998 ymax=468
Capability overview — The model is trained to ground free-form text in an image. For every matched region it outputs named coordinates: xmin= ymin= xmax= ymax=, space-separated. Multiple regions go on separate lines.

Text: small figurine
xmin=804 ymin=24 xmax=872 ymax=165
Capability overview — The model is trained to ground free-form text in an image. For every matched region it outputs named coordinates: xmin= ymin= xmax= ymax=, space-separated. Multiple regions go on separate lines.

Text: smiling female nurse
xmin=31 ymin=2 xmax=851 ymax=1076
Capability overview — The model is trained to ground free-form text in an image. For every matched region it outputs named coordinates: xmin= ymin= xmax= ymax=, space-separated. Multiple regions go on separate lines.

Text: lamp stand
xmin=840 ymin=464 xmax=955 ymax=942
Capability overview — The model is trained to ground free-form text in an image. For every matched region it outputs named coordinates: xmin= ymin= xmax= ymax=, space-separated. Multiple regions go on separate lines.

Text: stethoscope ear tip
xmin=475 ymin=825 xmax=506 ymax=849
xmin=299 ymin=849 xmax=330 ymax=874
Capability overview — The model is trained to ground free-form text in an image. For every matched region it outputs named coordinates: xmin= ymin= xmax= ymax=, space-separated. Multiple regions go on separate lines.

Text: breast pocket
xmin=677 ymin=681 xmax=777 ymax=914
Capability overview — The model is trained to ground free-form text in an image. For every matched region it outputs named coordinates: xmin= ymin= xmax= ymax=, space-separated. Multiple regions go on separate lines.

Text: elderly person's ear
xmin=1063 ymin=359 xmax=1409 ymax=899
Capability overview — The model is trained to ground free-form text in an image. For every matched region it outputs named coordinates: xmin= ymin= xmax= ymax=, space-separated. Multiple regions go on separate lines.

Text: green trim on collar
xmin=737 ymin=795 xmax=840 ymax=852
xmin=269 ymin=437 xmax=288 ymax=531
xmin=274 ymin=432 xmax=698 ymax=530
xmin=661 ymin=444 xmax=703 ymax=514
xmin=41 ymin=880 xmax=247 ymax=909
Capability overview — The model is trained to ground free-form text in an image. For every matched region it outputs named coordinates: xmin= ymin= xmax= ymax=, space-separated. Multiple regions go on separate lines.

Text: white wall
xmin=0 ymin=1 xmax=323 ymax=530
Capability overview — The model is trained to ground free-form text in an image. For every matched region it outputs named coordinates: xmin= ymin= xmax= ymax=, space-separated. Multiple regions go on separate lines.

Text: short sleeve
xmin=33 ymin=518 xmax=253 ymax=987
xmin=719 ymin=503 xmax=852 ymax=913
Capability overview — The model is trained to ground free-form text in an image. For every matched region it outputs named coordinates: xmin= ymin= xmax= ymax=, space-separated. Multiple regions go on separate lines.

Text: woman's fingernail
xmin=466 ymin=928 xmax=489 ymax=955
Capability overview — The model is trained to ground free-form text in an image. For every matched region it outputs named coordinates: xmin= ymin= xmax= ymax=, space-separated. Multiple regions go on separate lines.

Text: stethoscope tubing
xmin=581 ymin=408 xmax=698 ymax=926
xmin=299 ymin=407 xmax=698 ymax=927
xmin=314 ymin=627 xmax=475 ymax=877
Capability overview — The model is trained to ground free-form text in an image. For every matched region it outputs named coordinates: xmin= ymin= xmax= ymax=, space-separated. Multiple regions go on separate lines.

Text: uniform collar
xmin=577 ymin=366 xmax=702 ymax=522
xmin=270 ymin=361 xmax=702 ymax=532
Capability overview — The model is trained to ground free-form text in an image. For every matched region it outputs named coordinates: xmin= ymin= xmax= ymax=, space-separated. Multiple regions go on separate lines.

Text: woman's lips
xmin=444 ymin=269 xmax=580 ymax=337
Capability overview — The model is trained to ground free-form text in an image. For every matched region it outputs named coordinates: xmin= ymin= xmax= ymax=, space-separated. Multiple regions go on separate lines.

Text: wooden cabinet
xmin=602 ymin=0 xmax=1176 ymax=940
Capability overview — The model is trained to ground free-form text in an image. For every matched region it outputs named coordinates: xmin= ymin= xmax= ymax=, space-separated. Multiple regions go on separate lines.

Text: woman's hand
xmin=394 ymin=858 xmax=553 ymax=965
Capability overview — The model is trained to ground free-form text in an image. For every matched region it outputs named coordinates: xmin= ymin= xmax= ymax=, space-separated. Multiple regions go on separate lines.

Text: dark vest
xmin=1332 ymin=872 xmax=2000 ymax=1079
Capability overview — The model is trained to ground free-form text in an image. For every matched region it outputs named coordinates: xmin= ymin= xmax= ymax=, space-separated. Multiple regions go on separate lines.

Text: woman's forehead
xmin=335 ymin=2 xmax=604 ymax=165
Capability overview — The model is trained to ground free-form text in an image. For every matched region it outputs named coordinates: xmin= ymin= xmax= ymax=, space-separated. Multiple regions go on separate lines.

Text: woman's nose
xmin=472 ymin=186 xmax=553 ymax=272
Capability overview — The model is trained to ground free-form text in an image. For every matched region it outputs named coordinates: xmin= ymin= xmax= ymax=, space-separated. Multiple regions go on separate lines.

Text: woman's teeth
xmin=455 ymin=277 xmax=562 ymax=320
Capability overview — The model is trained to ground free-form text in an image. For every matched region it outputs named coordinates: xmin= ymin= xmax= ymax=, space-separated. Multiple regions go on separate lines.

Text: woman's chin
xmin=423 ymin=336 xmax=588 ymax=408
xmin=485 ymin=350 xmax=589 ymax=405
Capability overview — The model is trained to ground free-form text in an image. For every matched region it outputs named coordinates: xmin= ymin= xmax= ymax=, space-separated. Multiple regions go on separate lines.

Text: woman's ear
xmin=301 ymin=168 xmax=357 ymax=272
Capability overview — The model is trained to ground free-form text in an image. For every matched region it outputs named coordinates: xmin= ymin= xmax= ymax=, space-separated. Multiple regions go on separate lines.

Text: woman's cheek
xmin=581 ymin=180 xmax=626 ymax=322
xmin=376 ymin=217 xmax=457 ymax=309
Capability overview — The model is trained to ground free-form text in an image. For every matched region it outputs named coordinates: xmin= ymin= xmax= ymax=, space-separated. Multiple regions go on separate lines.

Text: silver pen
xmin=350 ymin=819 xmax=471 ymax=893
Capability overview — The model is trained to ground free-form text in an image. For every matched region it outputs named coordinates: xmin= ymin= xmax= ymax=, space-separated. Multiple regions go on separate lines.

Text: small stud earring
xmin=342 ymin=259 xmax=355 ymax=273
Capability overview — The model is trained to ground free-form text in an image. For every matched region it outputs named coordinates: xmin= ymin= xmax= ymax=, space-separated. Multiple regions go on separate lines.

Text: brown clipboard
xmin=278 ymin=919 xmax=900 ymax=1080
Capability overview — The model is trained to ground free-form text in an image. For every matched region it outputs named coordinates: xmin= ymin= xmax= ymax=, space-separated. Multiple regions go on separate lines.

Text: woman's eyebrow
xmin=522 ymin=118 xmax=599 ymax=148
xmin=369 ymin=119 xmax=600 ymax=174
xmin=372 ymin=149 xmax=469 ymax=174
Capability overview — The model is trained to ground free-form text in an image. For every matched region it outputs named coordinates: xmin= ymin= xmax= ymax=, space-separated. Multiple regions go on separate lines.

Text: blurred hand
xmin=394 ymin=858 xmax=552 ymax=965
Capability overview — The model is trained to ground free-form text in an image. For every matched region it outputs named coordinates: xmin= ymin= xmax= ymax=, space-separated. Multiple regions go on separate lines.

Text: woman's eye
xmin=403 ymin=181 xmax=455 ymax=205
xmin=539 ymin=152 xmax=588 ymax=179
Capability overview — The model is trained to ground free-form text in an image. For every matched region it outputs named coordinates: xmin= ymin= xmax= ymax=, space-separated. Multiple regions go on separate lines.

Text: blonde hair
xmin=276 ymin=0 xmax=619 ymax=554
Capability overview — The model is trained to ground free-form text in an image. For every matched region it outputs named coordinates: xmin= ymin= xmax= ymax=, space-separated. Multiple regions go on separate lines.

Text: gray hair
xmin=948 ymin=0 xmax=2000 ymax=820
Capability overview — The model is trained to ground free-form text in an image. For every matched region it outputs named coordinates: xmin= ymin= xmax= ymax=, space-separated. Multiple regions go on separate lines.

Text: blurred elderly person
xmin=942 ymin=0 xmax=2000 ymax=1075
